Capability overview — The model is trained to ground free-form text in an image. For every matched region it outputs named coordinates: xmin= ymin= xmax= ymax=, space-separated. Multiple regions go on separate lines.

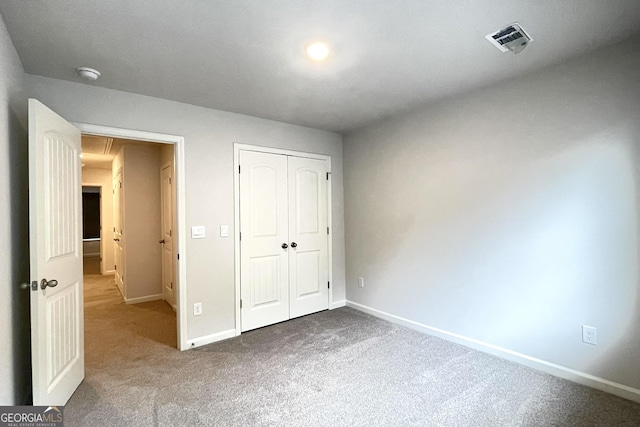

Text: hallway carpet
xmin=66 ymin=271 xmax=640 ymax=426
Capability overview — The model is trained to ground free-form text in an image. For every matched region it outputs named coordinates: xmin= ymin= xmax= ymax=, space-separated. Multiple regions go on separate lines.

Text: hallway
xmin=81 ymin=257 xmax=176 ymax=346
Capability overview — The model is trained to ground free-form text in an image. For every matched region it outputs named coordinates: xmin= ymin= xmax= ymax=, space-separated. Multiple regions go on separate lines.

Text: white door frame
xmin=74 ymin=123 xmax=189 ymax=351
xmin=233 ymin=143 xmax=334 ymax=336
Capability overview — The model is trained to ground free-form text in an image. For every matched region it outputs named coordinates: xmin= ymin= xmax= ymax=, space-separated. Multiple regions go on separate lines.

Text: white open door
xmin=28 ymin=99 xmax=84 ymax=405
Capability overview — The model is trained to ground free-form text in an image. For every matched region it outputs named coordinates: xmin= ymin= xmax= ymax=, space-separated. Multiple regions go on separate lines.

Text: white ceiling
xmin=2 ymin=1 xmax=640 ymax=133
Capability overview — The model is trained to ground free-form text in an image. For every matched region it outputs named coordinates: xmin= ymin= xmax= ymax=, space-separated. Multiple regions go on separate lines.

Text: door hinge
xmin=170 ymin=229 xmax=172 ymax=237
xmin=328 ymin=281 xmax=330 ymax=289
xmin=113 ymin=227 xmax=116 ymax=232
xmin=115 ymin=264 xmax=117 ymax=270
xmin=177 ymin=253 xmax=180 ymax=260
xmin=240 ymin=299 xmax=243 ymax=309
xmin=238 ymin=165 xmax=241 ymax=174
xmin=326 ymin=172 xmax=329 ymax=180
xmin=327 ymin=227 xmax=329 ymax=235
xmin=239 ymin=232 xmax=242 ymax=241
xmin=170 ymin=282 xmax=173 ymax=290
xmin=169 ymin=177 xmax=172 ymax=184
xmin=120 ymin=182 xmax=122 ymax=188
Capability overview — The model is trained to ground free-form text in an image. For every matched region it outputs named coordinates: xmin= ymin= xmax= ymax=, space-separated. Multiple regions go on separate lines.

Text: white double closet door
xmin=240 ymin=150 xmax=329 ymax=332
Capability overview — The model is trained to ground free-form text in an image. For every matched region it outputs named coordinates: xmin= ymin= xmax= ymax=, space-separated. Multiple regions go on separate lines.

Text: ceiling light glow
xmin=306 ymin=41 xmax=330 ymax=61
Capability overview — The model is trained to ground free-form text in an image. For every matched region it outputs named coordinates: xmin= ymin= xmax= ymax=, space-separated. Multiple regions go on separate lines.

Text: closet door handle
xmin=159 ymin=239 xmax=166 ymax=244
xmin=290 ymin=242 xmax=297 ymax=248
xmin=281 ymin=243 xmax=288 ymax=249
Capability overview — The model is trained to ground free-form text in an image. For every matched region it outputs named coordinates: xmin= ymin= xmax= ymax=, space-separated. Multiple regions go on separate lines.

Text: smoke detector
xmin=76 ymin=67 xmax=101 ymax=81
xmin=486 ymin=23 xmax=533 ymax=54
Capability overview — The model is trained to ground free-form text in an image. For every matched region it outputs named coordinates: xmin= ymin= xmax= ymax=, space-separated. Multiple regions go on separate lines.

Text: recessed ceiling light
xmin=76 ymin=67 xmax=101 ymax=81
xmin=306 ymin=41 xmax=330 ymax=62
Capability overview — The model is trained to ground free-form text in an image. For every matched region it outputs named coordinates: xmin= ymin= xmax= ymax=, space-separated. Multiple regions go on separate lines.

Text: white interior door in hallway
xmin=113 ymin=168 xmax=125 ymax=297
xmin=160 ymin=162 xmax=175 ymax=309
xmin=239 ymin=150 xmax=329 ymax=332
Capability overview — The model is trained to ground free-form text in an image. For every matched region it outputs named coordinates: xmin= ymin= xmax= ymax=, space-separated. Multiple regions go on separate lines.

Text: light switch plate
xmin=191 ymin=226 xmax=206 ymax=239
xmin=220 ymin=225 xmax=229 ymax=237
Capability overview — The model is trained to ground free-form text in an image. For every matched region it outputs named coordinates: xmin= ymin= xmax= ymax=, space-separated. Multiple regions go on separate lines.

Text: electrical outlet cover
xmin=194 ymin=302 xmax=203 ymax=316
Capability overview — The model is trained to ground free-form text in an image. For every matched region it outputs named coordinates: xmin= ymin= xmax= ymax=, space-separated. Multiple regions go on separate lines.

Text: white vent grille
xmin=486 ymin=23 xmax=533 ymax=54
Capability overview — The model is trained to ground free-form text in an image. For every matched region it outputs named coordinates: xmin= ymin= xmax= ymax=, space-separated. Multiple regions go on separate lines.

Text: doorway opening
xmin=80 ymin=132 xmax=181 ymax=350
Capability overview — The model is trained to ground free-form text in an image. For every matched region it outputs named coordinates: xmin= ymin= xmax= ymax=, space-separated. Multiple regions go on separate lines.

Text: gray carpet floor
xmin=67 ymin=263 xmax=640 ymax=426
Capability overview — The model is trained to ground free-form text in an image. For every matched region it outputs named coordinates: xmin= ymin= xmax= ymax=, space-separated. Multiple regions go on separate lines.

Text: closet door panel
xmin=239 ymin=151 xmax=290 ymax=331
xmin=288 ymin=156 xmax=329 ymax=318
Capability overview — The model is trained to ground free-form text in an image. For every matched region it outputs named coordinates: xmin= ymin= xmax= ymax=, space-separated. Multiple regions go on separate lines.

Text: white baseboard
xmin=104 ymin=269 xmax=116 ymax=275
xmin=125 ymin=294 xmax=163 ymax=305
xmin=346 ymin=300 xmax=640 ymax=403
xmin=186 ymin=329 xmax=236 ymax=350
xmin=330 ymin=299 xmax=346 ymax=309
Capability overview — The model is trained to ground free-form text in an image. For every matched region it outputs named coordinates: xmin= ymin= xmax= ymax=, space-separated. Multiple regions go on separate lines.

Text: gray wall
xmin=343 ymin=36 xmax=640 ymax=390
xmin=0 ymin=14 xmax=29 ymax=405
xmin=24 ymin=75 xmax=346 ymax=341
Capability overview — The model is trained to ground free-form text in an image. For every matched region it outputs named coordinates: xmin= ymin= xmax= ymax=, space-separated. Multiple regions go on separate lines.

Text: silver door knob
xmin=20 ymin=282 xmax=29 ymax=290
xmin=40 ymin=278 xmax=59 ymax=290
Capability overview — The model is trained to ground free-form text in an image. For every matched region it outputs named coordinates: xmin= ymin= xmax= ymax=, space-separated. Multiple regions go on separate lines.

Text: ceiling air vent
xmin=485 ymin=23 xmax=532 ymax=54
